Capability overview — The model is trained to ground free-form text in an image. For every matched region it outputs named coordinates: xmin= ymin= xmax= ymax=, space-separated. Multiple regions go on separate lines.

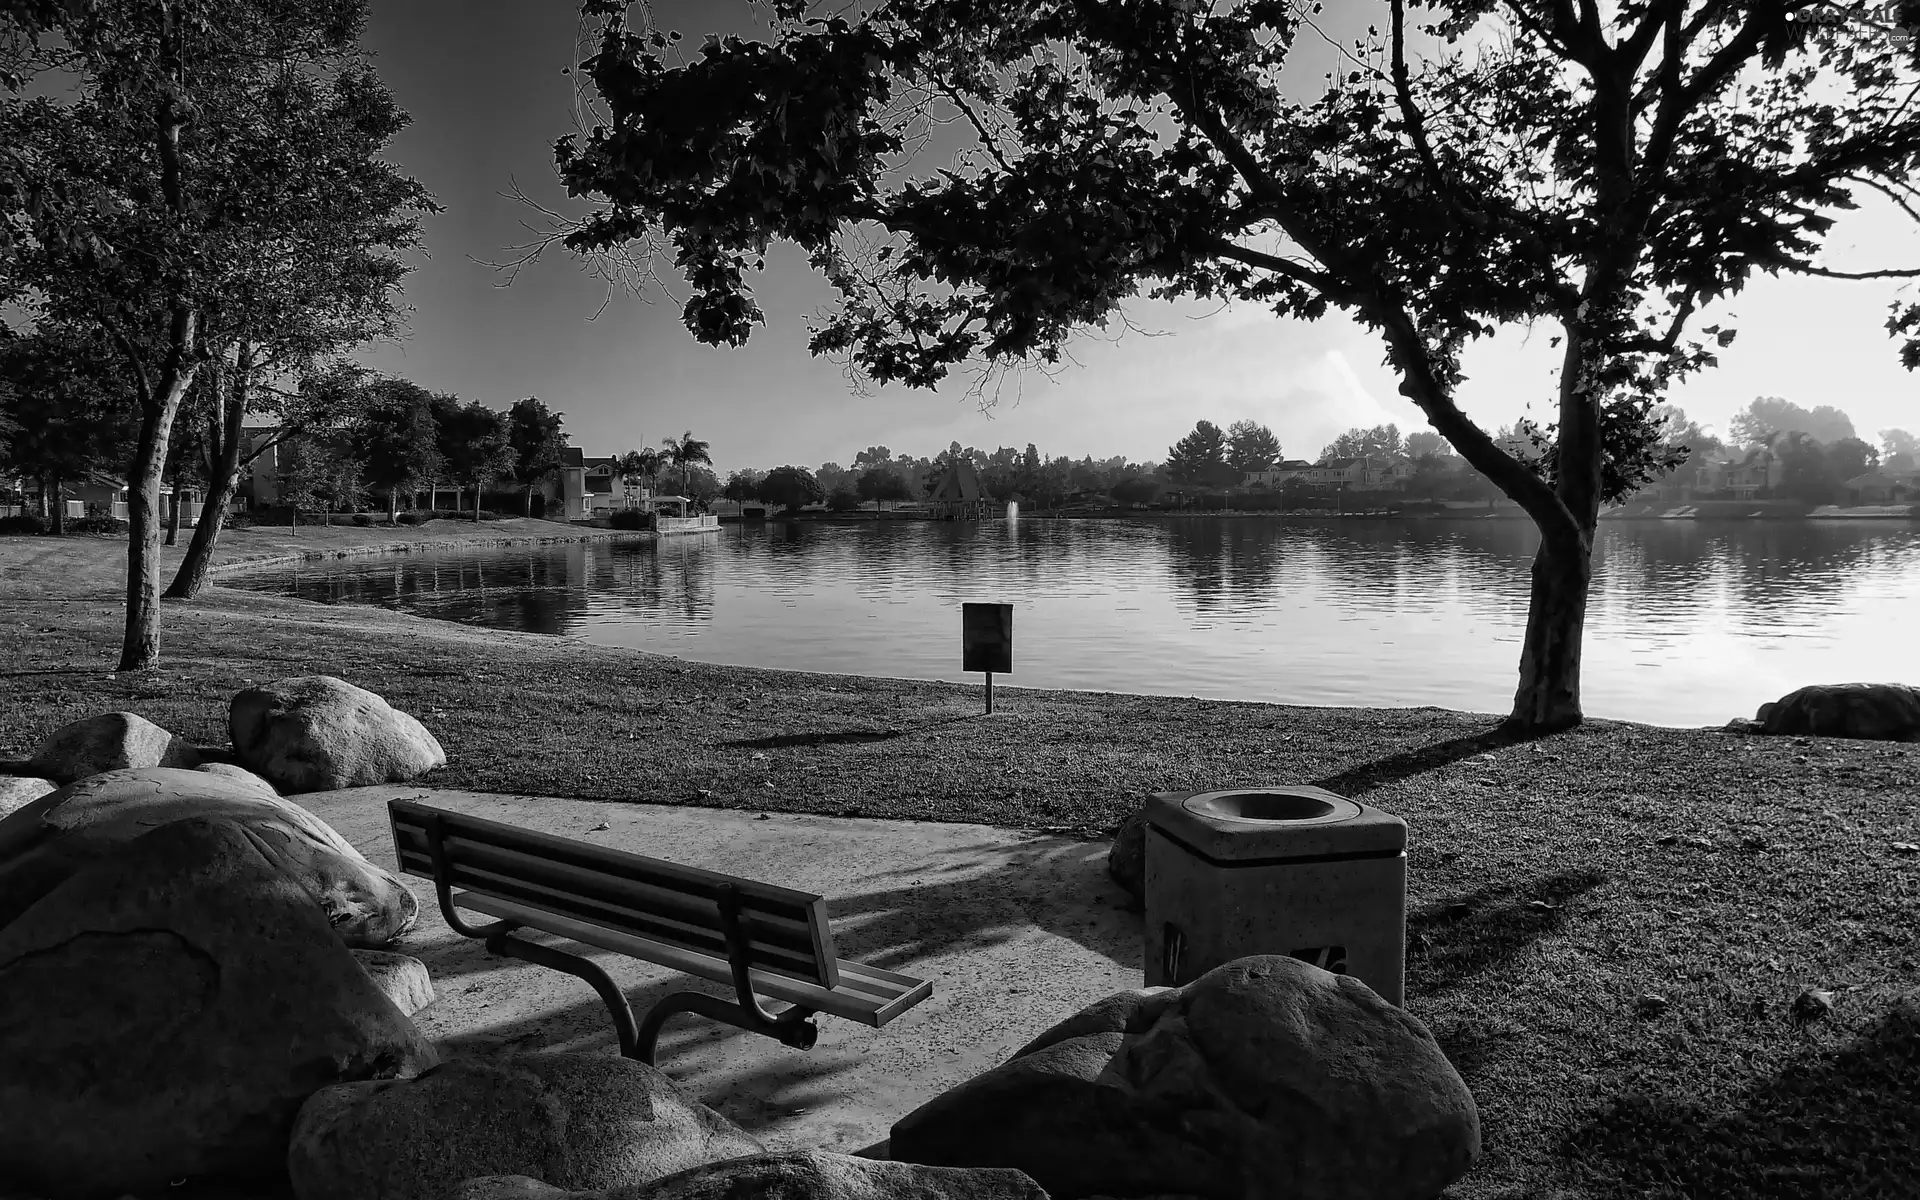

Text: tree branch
xmin=1796 ymin=263 xmax=1920 ymax=280
xmin=1204 ymin=237 xmax=1340 ymax=293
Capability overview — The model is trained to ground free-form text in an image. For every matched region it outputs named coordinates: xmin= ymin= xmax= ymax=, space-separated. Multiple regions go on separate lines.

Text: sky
xmin=352 ymin=1 xmax=1920 ymax=477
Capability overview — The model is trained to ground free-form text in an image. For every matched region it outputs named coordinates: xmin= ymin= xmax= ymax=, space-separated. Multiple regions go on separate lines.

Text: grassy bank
xmin=1 ymin=531 xmax=1917 ymax=1199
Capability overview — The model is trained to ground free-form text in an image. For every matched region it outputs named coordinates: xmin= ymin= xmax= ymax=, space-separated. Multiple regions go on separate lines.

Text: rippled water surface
xmin=227 ymin=517 xmax=1920 ymax=727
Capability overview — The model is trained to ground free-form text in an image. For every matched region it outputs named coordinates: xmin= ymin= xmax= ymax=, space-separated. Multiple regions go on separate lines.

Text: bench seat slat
xmin=393 ymin=837 xmax=824 ymax=970
xmin=393 ymin=830 xmax=820 ymax=943
xmin=449 ymin=889 xmax=933 ymax=1028
xmin=389 ymin=804 xmax=827 ymax=909
xmin=412 ymin=858 xmax=825 ymax=980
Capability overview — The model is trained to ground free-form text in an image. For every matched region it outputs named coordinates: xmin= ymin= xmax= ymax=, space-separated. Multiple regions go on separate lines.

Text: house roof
xmin=928 ymin=459 xmax=985 ymax=502
xmin=584 ymin=457 xmax=619 ymax=473
xmin=1317 ymin=457 xmax=1364 ymax=468
xmin=560 ymin=447 xmax=585 ymax=468
xmin=1278 ymin=459 xmax=1313 ymax=469
xmin=585 ymin=476 xmax=614 ymax=494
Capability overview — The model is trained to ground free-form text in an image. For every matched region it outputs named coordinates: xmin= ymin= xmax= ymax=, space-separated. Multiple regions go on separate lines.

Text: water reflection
xmin=239 ymin=518 xmax=1920 ymax=727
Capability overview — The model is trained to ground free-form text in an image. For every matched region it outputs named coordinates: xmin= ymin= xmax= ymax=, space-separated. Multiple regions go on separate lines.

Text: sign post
xmin=961 ymin=602 xmax=1013 ymax=714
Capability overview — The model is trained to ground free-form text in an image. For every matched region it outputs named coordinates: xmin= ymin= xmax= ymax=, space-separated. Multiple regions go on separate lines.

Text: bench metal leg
xmin=486 ymin=928 xmax=643 ymax=1060
xmin=634 ymin=882 xmax=820 ymax=1066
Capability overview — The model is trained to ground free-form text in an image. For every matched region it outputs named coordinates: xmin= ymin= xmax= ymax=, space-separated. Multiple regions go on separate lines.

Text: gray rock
xmin=1755 ymin=682 xmax=1920 ymax=742
xmin=0 ymin=776 xmax=56 ymax=819
xmin=448 ymin=1153 xmax=1048 ymax=1200
xmin=198 ymin=761 xmax=281 ymax=792
xmin=0 ymin=818 xmax=437 ymax=1198
xmin=1106 ymin=805 xmax=1148 ymax=907
xmin=27 ymin=711 xmax=199 ymax=784
xmin=230 ymin=675 xmax=446 ymax=793
xmin=0 ymin=766 xmax=418 ymax=947
xmin=890 ymin=955 xmax=1480 ymax=1200
xmin=286 ymin=1052 xmax=765 ymax=1200
xmin=629 ymin=1150 xmax=1049 ymax=1200
xmin=449 ymin=1180 xmax=574 ymax=1200
xmin=351 ymin=948 xmax=436 ymax=1017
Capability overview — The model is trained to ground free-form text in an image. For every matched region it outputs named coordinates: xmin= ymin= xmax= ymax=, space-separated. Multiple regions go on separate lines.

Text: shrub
xmin=609 ymin=508 xmax=652 ymax=530
xmin=226 ymin=512 xmax=254 ymax=529
xmin=395 ymin=512 xmax=420 ymax=526
xmin=69 ymin=515 xmax=128 ymax=535
xmin=0 ymin=514 xmax=50 ymax=535
xmin=352 ymin=513 xmax=373 ymax=527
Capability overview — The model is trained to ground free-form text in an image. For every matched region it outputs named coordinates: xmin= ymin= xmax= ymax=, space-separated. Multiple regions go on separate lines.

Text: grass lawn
xmin=2 ymin=528 xmax=1918 ymax=1199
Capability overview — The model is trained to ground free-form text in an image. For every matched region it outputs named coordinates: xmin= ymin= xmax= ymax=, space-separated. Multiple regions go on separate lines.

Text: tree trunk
xmin=1506 ymin=525 xmax=1593 ymax=734
xmin=119 ymin=360 xmax=197 ymax=672
xmin=167 ymin=350 xmax=246 ymax=600
xmin=473 ymin=482 xmax=481 ymax=523
xmin=164 ymin=479 xmax=182 ymax=546
xmin=49 ymin=469 xmax=64 ymax=535
xmin=524 ymin=483 xmax=533 ymax=517
xmin=389 ymin=489 xmax=399 ymax=524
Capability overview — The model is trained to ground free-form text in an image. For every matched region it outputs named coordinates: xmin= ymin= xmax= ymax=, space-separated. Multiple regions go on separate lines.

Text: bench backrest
xmin=388 ymin=800 xmax=840 ymax=989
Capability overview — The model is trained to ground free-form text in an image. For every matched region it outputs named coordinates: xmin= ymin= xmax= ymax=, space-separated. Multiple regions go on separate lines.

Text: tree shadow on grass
xmin=1406 ymin=867 xmax=1608 ymax=997
xmin=1312 ymin=724 xmax=1547 ymax=797
xmin=1560 ymin=997 xmax=1920 ymax=1199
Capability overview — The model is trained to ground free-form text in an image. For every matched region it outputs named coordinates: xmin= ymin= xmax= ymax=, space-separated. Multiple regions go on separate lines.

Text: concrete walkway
xmin=301 ymin=786 xmax=1144 ymax=1155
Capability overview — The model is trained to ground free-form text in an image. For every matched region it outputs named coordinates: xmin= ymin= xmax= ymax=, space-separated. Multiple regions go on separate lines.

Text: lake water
xmin=227 ymin=517 xmax=1920 ymax=728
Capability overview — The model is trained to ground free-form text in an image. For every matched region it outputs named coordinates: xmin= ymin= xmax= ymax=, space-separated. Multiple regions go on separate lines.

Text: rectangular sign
xmin=961 ymin=602 xmax=1013 ymax=674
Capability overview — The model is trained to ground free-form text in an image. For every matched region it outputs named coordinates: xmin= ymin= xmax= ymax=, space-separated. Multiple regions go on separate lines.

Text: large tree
xmin=162 ymin=57 xmax=435 ymax=598
xmin=506 ymin=396 xmax=570 ymax=518
xmin=439 ymin=400 xmax=518 ymax=521
xmin=661 ymin=429 xmax=713 ymax=496
xmin=757 ymin=464 xmax=825 ymax=512
xmin=1165 ymin=419 xmax=1229 ymax=484
xmin=0 ymin=0 xmax=410 ymax=670
xmin=350 ymin=377 xmax=443 ymax=522
xmin=555 ymin=0 xmax=1920 ymax=731
xmin=1225 ymin=418 xmax=1282 ymax=473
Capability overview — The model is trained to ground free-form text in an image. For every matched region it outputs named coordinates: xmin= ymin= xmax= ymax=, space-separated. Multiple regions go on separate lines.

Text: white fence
xmin=657 ymin=514 xmax=720 ymax=535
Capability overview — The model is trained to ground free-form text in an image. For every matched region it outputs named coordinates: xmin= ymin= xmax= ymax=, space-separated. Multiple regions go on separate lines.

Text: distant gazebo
xmin=926 ymin=460 xmax=997 ymax=520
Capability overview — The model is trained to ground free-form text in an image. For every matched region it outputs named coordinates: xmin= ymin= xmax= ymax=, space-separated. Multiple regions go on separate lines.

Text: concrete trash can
xmin=1143 ymin=785 xmax=1407 ymax=1005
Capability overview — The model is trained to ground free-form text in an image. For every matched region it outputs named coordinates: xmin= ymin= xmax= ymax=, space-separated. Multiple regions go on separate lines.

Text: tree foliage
xmin=557 ymin=0 xmax=1920 ymax=729
xmin=757 ymin=464 xmax=825 ymax=512
xmin=1727 ymin=395 xmax=1858 ymax=447
xmin=1321 ymin=423 xmax=1405 ymax=462
xmin=1165 ymin=419 xmax=1228 ymax=483
xmin=1225 ymin=419 xmax=1282 ymax=473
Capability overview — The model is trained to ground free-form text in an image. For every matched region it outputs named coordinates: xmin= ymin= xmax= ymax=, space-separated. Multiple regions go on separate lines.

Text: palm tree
xmin=662 ymin=430 xmax=712 ymax=499
xmin=617 ymin=447 xmax=666 ymax=506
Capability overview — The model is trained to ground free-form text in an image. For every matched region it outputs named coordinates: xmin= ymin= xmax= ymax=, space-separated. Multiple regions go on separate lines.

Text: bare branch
xmin=1796 ymin=263 xmax=1920 ymax=280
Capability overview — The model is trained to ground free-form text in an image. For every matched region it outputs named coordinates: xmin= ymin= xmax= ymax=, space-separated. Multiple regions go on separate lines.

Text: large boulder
xmin=1106 ymin=805 xmax=1149 ymax=907
xmin=27 ymin=711 xmax=199 ymax=784
xmin=1755 ymin=682 xmax=1920 ymax=742
xmin=351 ymin=949 xmax=436 ymax=1017
xmin=230 ymin=675 xmax=446 ymax=793
xmin=890 ymin=955 xmax=1480 ymax=1200
xmin=0 ymin=766 xmax=418 ymax=947
xmin=286 ymin=1052 xmax=766 ymax=1200
xmin=0 ymin=818 xmax=438 ymax=1198
xmin=0 ymin=776 xmax=56 ymax=820
xmin=442 ymin=1151 xmax=1050 ymax=1200
xmin=198 ymin=761 xmax=281 ymax=792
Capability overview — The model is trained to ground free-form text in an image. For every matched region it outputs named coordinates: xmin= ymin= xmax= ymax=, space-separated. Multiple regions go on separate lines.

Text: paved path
xmin=302 ymin=785 xmax=1144 ymax=1155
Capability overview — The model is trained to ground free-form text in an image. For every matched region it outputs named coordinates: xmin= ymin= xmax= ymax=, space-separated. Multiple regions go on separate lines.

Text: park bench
xmin=387 ymin=799 xmax=933 ymax=1065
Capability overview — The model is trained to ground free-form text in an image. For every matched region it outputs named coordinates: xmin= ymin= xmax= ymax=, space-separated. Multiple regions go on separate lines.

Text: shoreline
xmin=202 ymin=523 xmax=644 ymax=579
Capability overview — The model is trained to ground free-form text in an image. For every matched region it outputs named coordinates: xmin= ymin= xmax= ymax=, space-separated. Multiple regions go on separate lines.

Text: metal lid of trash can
xmin=1144 ymin=785 xmax=1406 ymax=863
